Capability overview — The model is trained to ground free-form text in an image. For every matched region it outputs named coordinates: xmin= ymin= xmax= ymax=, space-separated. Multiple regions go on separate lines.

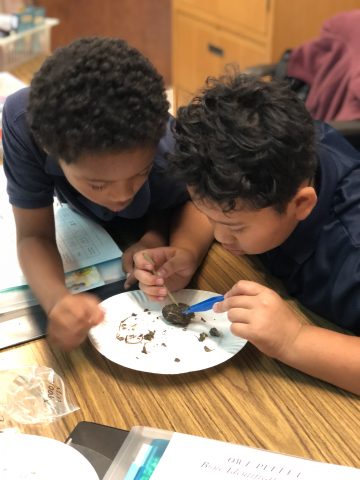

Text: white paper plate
xmin=0 ymin=433 xmax=99 ymax=480
xmin=89 ymin=289 xmax=247 ymax=374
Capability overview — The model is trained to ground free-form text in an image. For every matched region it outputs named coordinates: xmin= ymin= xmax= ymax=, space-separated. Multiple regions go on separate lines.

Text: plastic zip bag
xmin=0 ymin=365 xmax=79 ymax=426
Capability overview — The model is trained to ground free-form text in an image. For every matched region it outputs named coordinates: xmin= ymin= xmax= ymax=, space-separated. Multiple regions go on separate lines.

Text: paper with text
xmin=151 ymin=433 xmax=360 ymax=480
xmin=0 ymin=168 xmax=122 ymax=291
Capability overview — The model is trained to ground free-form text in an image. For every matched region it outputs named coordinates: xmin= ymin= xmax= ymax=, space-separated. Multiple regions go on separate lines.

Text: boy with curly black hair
xmin=134 ymin=73 xmax=360 ymax=394
xmin=2 ymin=37 xmax=213 ymax=350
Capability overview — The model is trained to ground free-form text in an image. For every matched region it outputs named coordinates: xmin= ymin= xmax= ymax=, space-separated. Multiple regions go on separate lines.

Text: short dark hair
xmin=169 ymin=73 xmax=317 ymax=213
xmin=28 ymin=37 xmax=169 ymax=163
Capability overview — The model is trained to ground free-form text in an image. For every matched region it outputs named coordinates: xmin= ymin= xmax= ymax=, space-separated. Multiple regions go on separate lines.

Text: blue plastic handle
xmin=184 ymin=295 xmax=224 ymax=314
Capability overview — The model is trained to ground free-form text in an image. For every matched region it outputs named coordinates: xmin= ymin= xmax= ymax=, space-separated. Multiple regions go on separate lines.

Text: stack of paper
xmin=0 ymin=167 xmax=126 ymax=314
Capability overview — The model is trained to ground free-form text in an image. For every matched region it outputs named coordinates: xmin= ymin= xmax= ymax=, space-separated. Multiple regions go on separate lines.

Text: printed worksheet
xmin=151 ymin=433 xmax=360 ymax=480
xmin=0 ymin=168 xmax=122 ymax=291
xmin=54 ymin=203 xmax=122 ymax=272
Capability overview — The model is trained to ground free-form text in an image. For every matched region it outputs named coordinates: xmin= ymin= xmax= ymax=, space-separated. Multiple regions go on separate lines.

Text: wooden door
xmin=34 ymin=0 xmax=172 ymax=85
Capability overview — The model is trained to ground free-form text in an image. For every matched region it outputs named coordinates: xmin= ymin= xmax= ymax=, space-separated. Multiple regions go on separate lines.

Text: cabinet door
xmin=175 ymin=0 xmax=270 ymax=37
xmin=38 ymin=0 xmax=172 ymax=85
xmin=173 ymin=12 xmax=268 ymax=95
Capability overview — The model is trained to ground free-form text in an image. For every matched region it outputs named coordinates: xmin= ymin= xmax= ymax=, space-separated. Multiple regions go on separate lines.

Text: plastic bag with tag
xmin=0 ymin=365 xmax=79 ymax=427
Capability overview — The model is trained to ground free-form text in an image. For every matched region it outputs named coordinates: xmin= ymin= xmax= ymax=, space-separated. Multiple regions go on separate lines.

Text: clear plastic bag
xmin=0 ymin=365 xmax=79 ymax=426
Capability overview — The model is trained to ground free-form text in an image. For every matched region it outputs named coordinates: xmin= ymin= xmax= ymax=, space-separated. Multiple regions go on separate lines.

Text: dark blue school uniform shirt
xmin=2 ymin=88 xmax=189 ymax=223
xmin=259 ymin=122 xmax=360 ymax=334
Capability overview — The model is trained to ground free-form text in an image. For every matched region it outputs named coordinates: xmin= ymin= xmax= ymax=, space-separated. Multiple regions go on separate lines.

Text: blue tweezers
xmin=184 ymin=295 xmax=224 ymax=314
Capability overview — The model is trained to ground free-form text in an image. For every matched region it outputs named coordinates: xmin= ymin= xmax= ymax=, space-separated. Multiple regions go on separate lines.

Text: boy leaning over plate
xmin=2 ymin=37 xmax=213 ymax=351
xmin=134 ymin=73 xmax=360 ymax=394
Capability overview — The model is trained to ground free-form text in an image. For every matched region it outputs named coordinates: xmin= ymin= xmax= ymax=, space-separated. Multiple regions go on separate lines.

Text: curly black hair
xmin=28 ymin=37 xmax=169 ymax=163
xmin=169 ymin=72 xmax=317 ymax=213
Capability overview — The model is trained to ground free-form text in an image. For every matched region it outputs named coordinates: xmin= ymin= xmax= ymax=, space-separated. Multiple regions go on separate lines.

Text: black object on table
xmin=66 ymin=421 xmax=129 ymax=479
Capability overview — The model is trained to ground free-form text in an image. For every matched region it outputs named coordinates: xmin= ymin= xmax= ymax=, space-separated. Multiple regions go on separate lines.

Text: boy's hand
xmin=213 ymin=280 xmax=303 ymax=359
xmin=122 ymin=241 xmax=150 ymax=289
xmin=47 ymin=293 xmax=105 ymax=351
xmin=122 ymin=232 xmax=168 ymax=289
xmin=132 ymin=246 xmax=198 ymax=301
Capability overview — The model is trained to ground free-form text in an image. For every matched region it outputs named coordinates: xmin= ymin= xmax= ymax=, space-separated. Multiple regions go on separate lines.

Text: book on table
xmin=103 ymin=426 xmax=360 ymax=480
xmin=0 ymin=166 xmax=126 ymax=313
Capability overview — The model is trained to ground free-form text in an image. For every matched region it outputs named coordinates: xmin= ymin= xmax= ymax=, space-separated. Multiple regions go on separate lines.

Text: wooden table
xmin=1 ymin=242 xmax=359 ymax=469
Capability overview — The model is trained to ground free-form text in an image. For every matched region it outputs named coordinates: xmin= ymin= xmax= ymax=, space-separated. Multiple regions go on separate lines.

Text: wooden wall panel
xmin=35 ymin=0 xmax=171 ymax=85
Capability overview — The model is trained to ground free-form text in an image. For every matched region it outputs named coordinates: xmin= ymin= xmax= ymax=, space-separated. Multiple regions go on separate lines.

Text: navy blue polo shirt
xmin=259 ymin=122 xmax=360 ymax=334
xmin=2 ymin=88 xmax=189 ymax=222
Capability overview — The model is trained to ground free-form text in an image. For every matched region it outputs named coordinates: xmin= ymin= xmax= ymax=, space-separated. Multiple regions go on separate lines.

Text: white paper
xmin=54 ymin=203 xmax=122 ymax=272
xmin=0 ymin=167 xmax=122 ymax=291
xmin=151 ymin=433 xmax=360 ymax=480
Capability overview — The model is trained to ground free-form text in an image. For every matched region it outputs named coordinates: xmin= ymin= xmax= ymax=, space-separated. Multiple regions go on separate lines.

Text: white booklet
xmin=104 ymin=426 xmax=360 ymax=480
xmin=151 ymin=432 xmax=360 ymax=480
xmin=0 ymin=167 xmax=123 ymax=291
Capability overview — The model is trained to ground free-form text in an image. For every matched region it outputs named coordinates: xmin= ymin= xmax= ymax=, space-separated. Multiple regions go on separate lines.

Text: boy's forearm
xmin=170 ymin=201 xmax=214 ymax=264
xmin=17 ymin=237 xmax=69 ymax=313
xmin=277 ymin=324 xmax=360 ymax=394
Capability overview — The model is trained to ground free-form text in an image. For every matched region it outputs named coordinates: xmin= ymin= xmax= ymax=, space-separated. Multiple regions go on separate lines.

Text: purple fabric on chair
xmin=287 ymin=10 xmax=360 ymax=122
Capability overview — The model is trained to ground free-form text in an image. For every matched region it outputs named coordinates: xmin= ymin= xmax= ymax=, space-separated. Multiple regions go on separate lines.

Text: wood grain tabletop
xmin=1 ymin=242 xmax=359 ymax=468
